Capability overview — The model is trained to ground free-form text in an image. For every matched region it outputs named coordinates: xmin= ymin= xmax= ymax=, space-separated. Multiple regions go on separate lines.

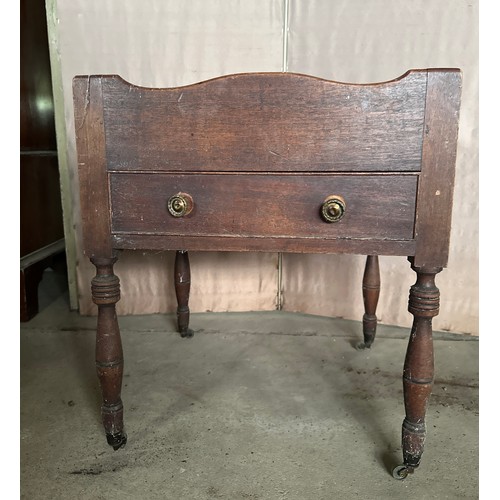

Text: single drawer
xmin=110 ymin=173 xmax=417 ymax=241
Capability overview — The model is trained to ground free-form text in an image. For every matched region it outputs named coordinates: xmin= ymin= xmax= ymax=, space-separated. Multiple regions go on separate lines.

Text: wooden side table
xmin=73 ymin=69 xmax=461 ymax=479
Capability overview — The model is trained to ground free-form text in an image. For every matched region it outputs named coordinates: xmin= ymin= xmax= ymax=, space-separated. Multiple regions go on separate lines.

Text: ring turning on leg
xmin=91 ymin=256 xmax=127 ymax=450
xmin=393 ymin=262 xmax=441 ymax=478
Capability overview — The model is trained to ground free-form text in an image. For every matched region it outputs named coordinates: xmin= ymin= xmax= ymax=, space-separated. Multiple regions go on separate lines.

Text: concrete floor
xmin=20 ymin=269 xmax=479 ymax=499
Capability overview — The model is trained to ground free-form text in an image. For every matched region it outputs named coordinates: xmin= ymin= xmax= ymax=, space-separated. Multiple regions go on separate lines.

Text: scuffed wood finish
xmin=73 ymin=77 xmax=113 ymax=259
xmin=73 ymin=69 xmax=462 ymax=475
xmin=110 ymin=173 xmax=417 ymax=242
xmin=175 ymin=250 xmax=193 ymax=338
xmin=112 ymin=233 xmax=417 ymax=255
xmin=73 ymin=69 xmax=462 ymax=266
xmin=100 ymin=72 xmax=427 ymax=173
xmin=414 ymin=70 xmax=462 ymax=268
xmin=399 ymin=260 xmax=441 ymax=475
xmin=91 ymin=256 xmax=127 ymax=450
xmin=362 ymin=255 xmax=380 ymax=348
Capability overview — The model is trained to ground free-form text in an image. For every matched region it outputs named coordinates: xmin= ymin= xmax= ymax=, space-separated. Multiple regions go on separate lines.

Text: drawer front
xmin=110 ymin=174 xmax=417 ymax=241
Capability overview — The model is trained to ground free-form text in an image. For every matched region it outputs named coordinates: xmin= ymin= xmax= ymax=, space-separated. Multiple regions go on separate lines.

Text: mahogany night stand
xmin=73 ymin=69 xmax=461 ymax=479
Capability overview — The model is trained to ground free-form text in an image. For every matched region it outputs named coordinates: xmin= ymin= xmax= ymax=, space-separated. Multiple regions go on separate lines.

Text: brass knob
xmin=167 ymin=192 xmax=194 ymax=217
xmin=321 ymin=195 xmax=346 ymax=223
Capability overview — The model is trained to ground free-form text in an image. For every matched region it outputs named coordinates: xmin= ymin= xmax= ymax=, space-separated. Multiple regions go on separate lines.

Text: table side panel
xmin=413 ymin=70 xmax=462 ymax=268
xmin=101 ymin=72 xmax=427 ymax=173
xmin=73 ymin=76 xmax=114 ymax=258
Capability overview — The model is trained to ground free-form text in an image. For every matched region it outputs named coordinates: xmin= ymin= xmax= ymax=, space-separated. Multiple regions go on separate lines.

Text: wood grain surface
xmin=110 ymin=173 xmax=417 ymax=241
xmin=96 ymin=71 xmax=427 ymax=173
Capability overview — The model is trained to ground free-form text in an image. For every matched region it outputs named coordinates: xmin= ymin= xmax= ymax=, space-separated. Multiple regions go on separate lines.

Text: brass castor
xmin=106 ymin=431 xmax=127 ymax=451
xmin=392 ymin=465 xmax=413 ymax=480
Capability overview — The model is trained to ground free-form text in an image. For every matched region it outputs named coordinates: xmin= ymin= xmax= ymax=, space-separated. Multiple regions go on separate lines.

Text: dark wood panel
xmin=413 ymin=70 xmax=462 ymax=268
xmin=110 ymin=173 xmax=417 ymax=240
xmin=20 ymin=154 xmax=64 ymax=256
xmin=20 ymin=0 xmax=57 ymax=151
xmin=112 ymin=233 xmax=416 ymax=255
xmin=20 ymin=0 xmax=66 ymax=322
xmin=73 ymin=77 xmax=114 ymax=258
xmin=93 ymin=71 xmax=427 ymax=172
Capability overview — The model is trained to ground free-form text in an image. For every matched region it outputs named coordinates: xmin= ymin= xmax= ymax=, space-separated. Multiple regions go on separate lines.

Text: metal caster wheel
xmin=392 ymin=465 xmax=411 ymax=480
xmin=106 ymin=431 xmax=127 ymax=451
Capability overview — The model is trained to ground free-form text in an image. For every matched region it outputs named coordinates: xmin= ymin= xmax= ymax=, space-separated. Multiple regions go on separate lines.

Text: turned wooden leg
xmin=393 ymin=262 xmax=441 ymax=479
xmin=175 ymin=250 xmax=193 ymax=338
xmin=361 ymin=255 xmax=380 ymax=348
xmin=91 ymin=256 xmax=127 ymax=450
